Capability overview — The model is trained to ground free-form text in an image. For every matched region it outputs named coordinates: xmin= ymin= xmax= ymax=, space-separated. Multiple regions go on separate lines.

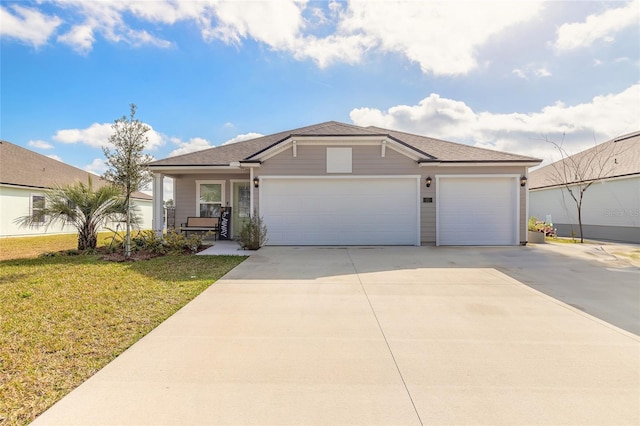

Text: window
xmin=31 ymin=194 xmax=45 ymax=224
xmin=196 ymin=181 xmax=224 ymax=218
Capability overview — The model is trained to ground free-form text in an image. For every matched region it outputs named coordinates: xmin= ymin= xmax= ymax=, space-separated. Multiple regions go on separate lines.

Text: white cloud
xmin=53 ymin=122 xmax=164 ymax=150
xmin=53 ymin=123 xmax=113 ymax=148
xmin=535 ymin=68 xmax=551 ymax=78
xmin=334 ymin=1 xmax=544 ymax=75
xmin=29 ymin=140 xmax=54 ymax=149
xmin=512 ymin=69 xmax=527 ymax=79
xmin=554 ymin=1 xmax=640 ymax=51
xmin=57 ymin=24 xmax=95 ymax=54
xmin=84 ymin=158 xmax=107 ymax=175
xmin=47 ymin=154 xmax=63 ymax=162
xmin=0 ymin=5 xmax=61 ymax=48
xmin=205 ymin=0 xmax=303 ymax=48
xmin=350 ymin=84 xmax=640 ymax=164
xmin=4 ymin=1 xmax=548 ymax=76
xmin=168 ymin=137 xmax=214 ymax=157
xmin=222 ymin=132 xmax=264 ymax=145
xmin=52 ymin=0 xmax=172 ymax=53
xmin=512 ymin=64 xmax=552 ymax=79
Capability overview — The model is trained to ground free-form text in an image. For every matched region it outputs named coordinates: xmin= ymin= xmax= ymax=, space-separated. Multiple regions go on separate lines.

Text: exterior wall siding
xmin=167 ymin=145 xmax=531 ymax=245
xmin=530 ymin=176 xmax=640 ymax=243
xmin=0 ymin=185 xmax=152 ymax=237
xmin=258 ymin=145 xmax=419 ymax=175
xmin=173 ymin=172 xmax=250 ymax=228
xmin=257 ymin=145 xmax=530 ymax=245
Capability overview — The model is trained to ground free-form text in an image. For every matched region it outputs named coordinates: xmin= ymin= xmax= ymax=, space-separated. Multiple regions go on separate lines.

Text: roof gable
xmin=149 ymin=121 xmax=541 ymax=168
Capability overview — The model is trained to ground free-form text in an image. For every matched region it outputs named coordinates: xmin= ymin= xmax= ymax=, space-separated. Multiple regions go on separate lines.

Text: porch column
xmin=249 ymin=167 xmax=255 ymax=215
xmin=152 ymin=173 xmax=164 ymax=236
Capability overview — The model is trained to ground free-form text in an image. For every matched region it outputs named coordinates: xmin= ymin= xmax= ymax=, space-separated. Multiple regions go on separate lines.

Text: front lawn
xmin=0 ymin=252 xmax=245 ymax=425
xmin=0 ymin=232 xmax=114 ymax=261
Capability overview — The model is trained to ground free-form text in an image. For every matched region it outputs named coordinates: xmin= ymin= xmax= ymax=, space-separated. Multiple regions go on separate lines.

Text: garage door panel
xmin=262 ymin=178 xmax=418 ymax=245
xmin=438 ymin=176 xmax=517 ymax=246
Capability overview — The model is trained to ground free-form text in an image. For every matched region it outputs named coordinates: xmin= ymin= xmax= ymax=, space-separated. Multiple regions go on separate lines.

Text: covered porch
xmin=150 ymin=163 xmax=260 ymax=240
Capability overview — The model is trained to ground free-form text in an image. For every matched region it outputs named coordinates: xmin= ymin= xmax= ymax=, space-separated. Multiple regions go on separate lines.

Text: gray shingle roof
xmin=149 ymin=121 xmax=540 ymax=167
xmin=0 ymin=140 xmax=152 ymax=200
xmin=529 ymin=131 xmax=640 ymax=189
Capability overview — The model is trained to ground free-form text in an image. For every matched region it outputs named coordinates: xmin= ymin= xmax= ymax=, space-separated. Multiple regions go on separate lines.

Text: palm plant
xmin=15 ymin=178 xmax=129 ymax=251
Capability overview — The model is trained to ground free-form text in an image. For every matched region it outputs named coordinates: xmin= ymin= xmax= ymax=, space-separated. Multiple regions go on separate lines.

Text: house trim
xmin=247 ymin=135 xmax=424 ymax=162
xmin=420 ymin=161 xmax=541 ymax=167
xmin=530 ymin=172 xmax=640 ymax=191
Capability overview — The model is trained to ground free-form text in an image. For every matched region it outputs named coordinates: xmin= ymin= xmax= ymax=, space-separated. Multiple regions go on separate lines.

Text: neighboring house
xmin=529 ymin=131 xmax=640 ymax=243
xmin=0 ymin=140 xmax=152 ymax=237
xmin=149 ymin=121 xmax=541 ymax=246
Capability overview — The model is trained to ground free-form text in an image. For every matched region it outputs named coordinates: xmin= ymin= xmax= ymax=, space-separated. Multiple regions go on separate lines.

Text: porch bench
xmin=180 ymin=216 xmax=219 ymax=239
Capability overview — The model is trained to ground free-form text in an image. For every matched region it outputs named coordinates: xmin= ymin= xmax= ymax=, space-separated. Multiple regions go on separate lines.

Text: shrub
xmin=237 ymin=212 xmax=268 ymax=250
xmin=163 ymin=230 xmax=209 ymax=254
xmin=528 ymin=216 xmax=556 ymax=237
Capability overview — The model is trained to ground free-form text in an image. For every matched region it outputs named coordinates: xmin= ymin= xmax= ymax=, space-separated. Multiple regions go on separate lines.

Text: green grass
xmin=545 ymin=236 xmax=592 ymax=244
xmin=0 ymin=242 xmax=246 ymax=425
xmin=0 ymin=233 xmax=115 ymax=261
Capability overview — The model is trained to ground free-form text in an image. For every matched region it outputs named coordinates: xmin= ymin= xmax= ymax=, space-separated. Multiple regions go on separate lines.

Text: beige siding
xmin=169 ymin=144 xmax=531 ymax=245
xmin=258 ymin=145 xmax=421 ymax=175
xmin=520 ymin=186 xmax=527 ymax=244
xmin=173 ymin=173 xmax=250 ymax=228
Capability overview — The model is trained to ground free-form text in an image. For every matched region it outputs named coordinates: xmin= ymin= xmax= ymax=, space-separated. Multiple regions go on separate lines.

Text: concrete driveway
xmin=34 ymin=246 xmax=639 ymax=425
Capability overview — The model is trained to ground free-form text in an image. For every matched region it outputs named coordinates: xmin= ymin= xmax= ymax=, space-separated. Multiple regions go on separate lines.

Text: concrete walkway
xmin=197 ymin=240 xmax=258 ymax=256
xmin=33 ymin=246 xmax=639 ymax=425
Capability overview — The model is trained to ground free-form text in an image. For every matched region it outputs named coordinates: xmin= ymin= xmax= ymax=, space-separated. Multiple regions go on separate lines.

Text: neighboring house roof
xmin=149 ymin=121 xmax=540 ymax=167
xmin=529 ymin=131 xmax=640 ymax=190
xmin=0 ymin=140 xmax=152 ymax=200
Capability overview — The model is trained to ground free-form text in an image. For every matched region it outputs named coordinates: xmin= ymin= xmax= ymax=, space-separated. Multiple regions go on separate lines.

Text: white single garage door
xmin=437 ymin=176 xmax=519 ymax=246
xmin=261 ymin=177 xmax=419 ymax=245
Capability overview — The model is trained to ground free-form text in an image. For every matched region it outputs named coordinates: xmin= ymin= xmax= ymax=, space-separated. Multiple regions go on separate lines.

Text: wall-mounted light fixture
xmin=425 ymin=176 xmax=432 ymax=188
xmin=520 ymin=176 xmax=527 ymax=187
xmin=253 ymin=177 xmax=259 ymax=188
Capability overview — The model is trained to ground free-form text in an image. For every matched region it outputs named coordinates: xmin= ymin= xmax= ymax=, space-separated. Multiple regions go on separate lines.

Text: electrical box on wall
xmin=423 ymin=197 xmax=433 ymax=203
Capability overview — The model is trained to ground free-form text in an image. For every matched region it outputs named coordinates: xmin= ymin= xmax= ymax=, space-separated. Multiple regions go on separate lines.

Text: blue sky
xmin=2 ymin=0 xmax=639 ymax=183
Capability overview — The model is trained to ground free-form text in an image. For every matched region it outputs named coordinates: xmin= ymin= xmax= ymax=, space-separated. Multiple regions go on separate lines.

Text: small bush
xmin=132 ymin=230 xmax=165 ymax=254
xmin=163 ymin=230 xmax=209 ymax=254
xmin=528 ymin=216 xmax=556 ymax=237
xmin=237 ymin=212 xmax=268 ymax=250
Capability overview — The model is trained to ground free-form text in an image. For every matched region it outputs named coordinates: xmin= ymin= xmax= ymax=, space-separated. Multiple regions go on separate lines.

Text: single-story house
xmin=529 ymin=131 xmax=640 ymax=243
xmin=0 ymin=140 xmax=153 ymax=237
xmin=149 ymin=122 xmax=541 ymax=246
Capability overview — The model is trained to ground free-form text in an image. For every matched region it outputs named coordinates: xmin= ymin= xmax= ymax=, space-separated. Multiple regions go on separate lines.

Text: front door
xmin=232 ymin=181 xmax=251 ymax=239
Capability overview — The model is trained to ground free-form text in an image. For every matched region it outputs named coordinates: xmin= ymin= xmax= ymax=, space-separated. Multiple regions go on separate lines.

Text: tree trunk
xmin=577 ymin=204 xmax=584 ymax=243
xmin=125 ymin=198 xmax=131 ymax=257
xmin=78 ymin=224 xmax=97 ymax=251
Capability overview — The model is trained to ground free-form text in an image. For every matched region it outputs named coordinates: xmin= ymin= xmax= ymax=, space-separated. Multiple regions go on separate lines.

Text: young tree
xmin=103 ymin=104 xmax=153 ymax=257
xmin=545 ymin=135 xmax=627 ymax=243
xmin=16 ymin=178 xmax=126 ymax=251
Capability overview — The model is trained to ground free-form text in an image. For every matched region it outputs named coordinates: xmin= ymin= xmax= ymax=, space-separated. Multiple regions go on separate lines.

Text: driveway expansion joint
xmin=345 ymin=248 xmax=424 ymax=426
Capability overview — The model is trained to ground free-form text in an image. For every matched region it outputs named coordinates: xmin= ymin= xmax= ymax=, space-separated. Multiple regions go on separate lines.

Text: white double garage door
xmin=260 ymin=176 xmax=519 ymax=246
